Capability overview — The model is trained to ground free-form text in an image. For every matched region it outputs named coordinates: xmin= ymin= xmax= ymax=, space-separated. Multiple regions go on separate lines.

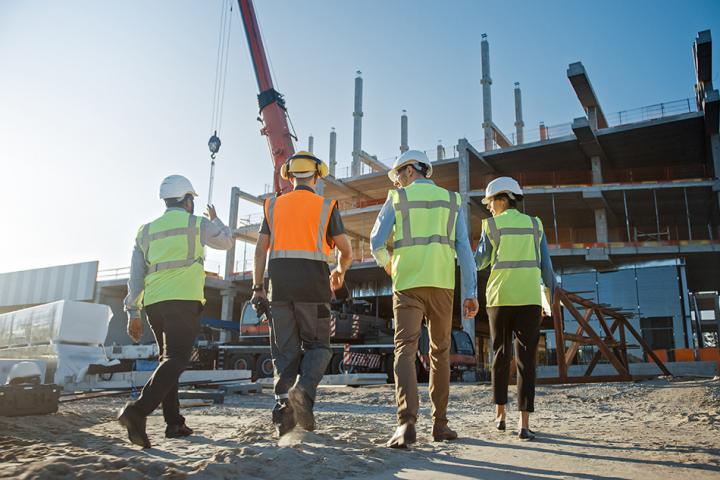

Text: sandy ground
xmin=1 ymin=377 xmax=719 ymax=479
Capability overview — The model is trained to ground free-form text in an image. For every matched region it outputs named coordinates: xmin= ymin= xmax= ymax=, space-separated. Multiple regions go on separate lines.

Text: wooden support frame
xmin=548 ymin=288 xmax=672 ymax=384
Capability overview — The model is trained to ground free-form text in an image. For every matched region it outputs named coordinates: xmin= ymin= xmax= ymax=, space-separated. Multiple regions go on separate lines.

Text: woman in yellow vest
xmin=475 ymin=176 xmax=556 ymax=441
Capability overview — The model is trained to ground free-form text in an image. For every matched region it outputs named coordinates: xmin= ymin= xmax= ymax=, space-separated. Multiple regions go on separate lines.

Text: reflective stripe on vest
xmin=266 ymin=194 xmax=335 ymax=262
xmin=141 ymin=214 xmax=203 ymax=273
xmin=393 ymin=188 xmax=458 ymax=250
xmin=486 ymin=215 xmax=540 ymax=270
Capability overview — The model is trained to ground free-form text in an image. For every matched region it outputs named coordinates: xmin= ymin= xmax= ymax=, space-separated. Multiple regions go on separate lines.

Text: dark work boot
xmin=432 ymin=423 xmax=458 ymax=442
xmin=288 ymin=385 xmax=315 ymax=432
xmin=272 ymin=401 xmax=296 ymax=437
xmin=165 ymin=423 xmax=194 ymax=438
xmin=118 ymin=402 xmax=151 ymax=449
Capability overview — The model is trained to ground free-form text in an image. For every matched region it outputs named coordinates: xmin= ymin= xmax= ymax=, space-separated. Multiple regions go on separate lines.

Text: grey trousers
xmin=269 ymin=301 xmax=333 ymax=403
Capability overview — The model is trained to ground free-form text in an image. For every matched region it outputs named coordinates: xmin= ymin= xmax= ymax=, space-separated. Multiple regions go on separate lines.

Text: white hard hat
xmin=159 ymin=175 xmax=198 ymax=200
xmin=6 ymin=361 xmax=42 ymax=385
xmin=388 ymin=149 xmax=433 ymax=183
xmin=482 ymin=176 xmax=523 ymax=204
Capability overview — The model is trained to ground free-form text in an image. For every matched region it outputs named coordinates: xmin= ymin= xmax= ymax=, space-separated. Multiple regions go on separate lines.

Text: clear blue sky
xmin=1 ymin=0 xmax=718 ymax=274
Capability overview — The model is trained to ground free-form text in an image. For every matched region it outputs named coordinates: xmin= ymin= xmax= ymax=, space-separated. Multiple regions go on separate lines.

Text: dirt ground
xmin=1 ymin=377 xmax=719 ymax=479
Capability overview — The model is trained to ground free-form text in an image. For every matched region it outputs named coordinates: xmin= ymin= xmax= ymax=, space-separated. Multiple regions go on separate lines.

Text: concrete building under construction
xmin=225 ymin=29 xmax=720 ymax=367
xmin=0 ymin=31 xmax=717 ymax=374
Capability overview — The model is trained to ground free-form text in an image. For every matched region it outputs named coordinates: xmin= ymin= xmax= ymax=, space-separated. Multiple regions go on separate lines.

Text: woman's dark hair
xmin=164 ymin=193 xmax=194 ymax=208
xmin=494 ymin=192 xmax=522 ymax=208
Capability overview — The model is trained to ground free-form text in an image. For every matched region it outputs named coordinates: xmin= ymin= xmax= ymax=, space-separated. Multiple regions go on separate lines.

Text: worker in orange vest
xmin=252 ymin=151 xmax=353 ymax=437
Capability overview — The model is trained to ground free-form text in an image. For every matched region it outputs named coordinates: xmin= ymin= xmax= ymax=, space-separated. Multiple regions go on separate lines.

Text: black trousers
xmin=487 ymin=305 xmax=541 ymax=412
xmin=131 ymin=300 xmax=202 ymax=425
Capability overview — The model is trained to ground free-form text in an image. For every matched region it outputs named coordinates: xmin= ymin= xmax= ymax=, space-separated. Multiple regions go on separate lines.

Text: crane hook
xmin=208 ymin=130 xmax=221 ymax=160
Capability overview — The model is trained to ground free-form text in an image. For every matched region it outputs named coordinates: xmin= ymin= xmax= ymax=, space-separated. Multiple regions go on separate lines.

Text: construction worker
xmin=252 ymin=151 xmax=353 ymax=437
xmin=475 ymin=176 xmax=557 ymax=441
xmin=370 ymin=150 xmax=479 ymax=449
xmin=118 ymin=175 xmax=234 ymax=448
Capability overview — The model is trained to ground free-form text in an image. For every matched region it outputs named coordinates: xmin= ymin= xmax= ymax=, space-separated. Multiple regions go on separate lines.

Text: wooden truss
xmin=540 ymin=288 xmax=672 ymax=384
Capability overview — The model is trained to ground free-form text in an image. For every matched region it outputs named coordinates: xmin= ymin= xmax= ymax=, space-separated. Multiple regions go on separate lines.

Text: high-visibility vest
xmin=137 ymin=209 xmax=205 ymax=307
xmin=390 ymin=181 xmax=461 ymax=292
xmin=483 ymin=209 xmax=543 ymax=307
xmin=264 ymin=189 xmax=336 ymax=262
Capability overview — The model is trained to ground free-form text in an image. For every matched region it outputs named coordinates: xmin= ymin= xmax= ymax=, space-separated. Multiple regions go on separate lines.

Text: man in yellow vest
xmin=252 ymin=151 xmax=353 ymax=437
xmin=475 ymin=176 xmax=556 ymax=441
xmin=371 ymin=150 xmax=479 ymax=448
xmin=118 ymin=175 xmax=234 ymax=448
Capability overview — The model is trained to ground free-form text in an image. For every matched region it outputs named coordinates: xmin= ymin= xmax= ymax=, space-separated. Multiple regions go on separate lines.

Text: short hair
xmin=164 ymin=193 xmax=193 ymax=208
xmin=410 ymin=162 xmax=429 ymax=177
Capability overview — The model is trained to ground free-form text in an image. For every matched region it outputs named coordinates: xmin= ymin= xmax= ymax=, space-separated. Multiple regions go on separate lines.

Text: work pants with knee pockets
xmin=269 ymin=301 xmax=333 ymax=404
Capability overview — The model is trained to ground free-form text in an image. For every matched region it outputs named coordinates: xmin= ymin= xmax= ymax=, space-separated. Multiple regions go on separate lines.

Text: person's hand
xmin=463 ymin=298 xmax=479 ymax=319
xmin=330 ymin=268 xmax=345 ymax=291
xmin=127 ymin=316 xmax=144 ymax=343
xmin=251 ymin=289 xmax=267 ymax=308
xmin=383 ymin=262 xmax=392 ymax=277
xmin=205 ymin=204 xmax=217 ymax=221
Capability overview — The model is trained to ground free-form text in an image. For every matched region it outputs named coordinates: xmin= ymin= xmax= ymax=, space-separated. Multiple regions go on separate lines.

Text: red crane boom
xmin=237 ymin=0 xmax=294 ymax=194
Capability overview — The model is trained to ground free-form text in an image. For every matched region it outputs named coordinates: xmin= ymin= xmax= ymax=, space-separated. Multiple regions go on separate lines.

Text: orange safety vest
xmin=264 ymin=189 xmax=336 ymax=261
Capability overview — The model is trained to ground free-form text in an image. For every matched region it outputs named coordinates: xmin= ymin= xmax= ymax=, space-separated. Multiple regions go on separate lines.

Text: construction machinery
xmin=193 ymin=299 xmax=477 ymax=382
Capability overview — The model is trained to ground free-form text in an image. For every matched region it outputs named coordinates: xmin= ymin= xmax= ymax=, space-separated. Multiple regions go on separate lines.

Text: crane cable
xmin=207 ymin=0 xmax=234 ymax=205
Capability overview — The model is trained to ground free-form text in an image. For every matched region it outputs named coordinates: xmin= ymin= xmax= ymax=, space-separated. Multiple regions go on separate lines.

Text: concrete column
xmin=594 ymin=208 xmax=608 ymax=243
xmin=224 ymin=187 xmax=240 ymax=281
xmin=514 ymin=82 xmax=524 ymax=145
xmin=437 ymin=140 xmax=445 ymax=161
xmin=480 ymin=34 xmax=493 ymax=151
xmin=220 ymin=187 xmax=240 ymax=343
xmin=400 ymin=110 xmax=409 ymax=154
xmin=587 ymin=106 xmax=599 ymax=130
xmin=308 ymin=134 xmax=314 ymax=153
xmin=590 ymin=156 xmax=603 ymax=184
xmin=711 ymin=133 xmax=720 ymax=211
xmin=457 ymin=138 xmax=474 ymax=337
xmin=352 ymin=71 xmax=363 ymax=177
xmin=329 ymin=127 xmax=337 ymax=177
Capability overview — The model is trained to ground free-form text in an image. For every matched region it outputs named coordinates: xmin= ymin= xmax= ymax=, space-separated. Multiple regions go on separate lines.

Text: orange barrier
xmin=699 ymin=348 xmax=720 ymax=362
xmin=652 ymin=349 xmax=669 ymax=363
xmin=674 ymin=348 xmax=696 ymax=362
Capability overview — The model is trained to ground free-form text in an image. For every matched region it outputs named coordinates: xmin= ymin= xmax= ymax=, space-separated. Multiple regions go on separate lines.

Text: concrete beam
xmin=464 ymin=139 xmax=497 ymax=173
xmin=358 ymin=150 xmax=389 ymax=172
xmin=324 ymin=176 xmax=373 ymax=199
xmin=572 ymin=117 xmax=605 ymax=159
xmin=567 ymin=62 xmax=609 ymax=129
xmin=694 ymin=30 xmax=713 ymax=86
xmin=489 ymin=121 xmax=512 ymax=149
xmin=468 ymin=179 xmax=716 ymax=198
xmin=704 ymin=89 xmax=719 ymax=135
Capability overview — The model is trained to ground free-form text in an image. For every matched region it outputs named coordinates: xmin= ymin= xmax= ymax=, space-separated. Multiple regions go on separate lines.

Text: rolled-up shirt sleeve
xmin=370 ymin=194 xmax=395 ymax=268
xmin=540 ymin=233 xmax=557 ymax=296
xmin=454 ymin=206 xmax=477 ymax=299
xmin=475 ymin=227 xmax=493 ymax=271
xmin=201 ymin=217 xmax=234 ymax=250
xmin=123 ymin=238 xmax=147 ymax=318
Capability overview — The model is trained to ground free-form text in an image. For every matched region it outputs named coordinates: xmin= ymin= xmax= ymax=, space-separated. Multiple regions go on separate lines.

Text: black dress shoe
xmin=386 ymin=423 xmax=417 ymax=449
xmin=519 ymin=428 xmax=535 ymax=441
xmin=496 ymin=420 xmax=506 ymax=431
xmin=117 ymin=402 xmax=151 ymax=449
xmin=165 ymin=423 xmax=194 ymax=438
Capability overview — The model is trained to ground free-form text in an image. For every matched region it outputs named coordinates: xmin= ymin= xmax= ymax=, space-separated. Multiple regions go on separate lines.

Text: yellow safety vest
xmin=483 ymin=209 xmax=543 ymax=307
xmin=390 ymin=181 xmax=460 ymax=292
xmin=137 ymin=209 xmax=205 ymax=306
